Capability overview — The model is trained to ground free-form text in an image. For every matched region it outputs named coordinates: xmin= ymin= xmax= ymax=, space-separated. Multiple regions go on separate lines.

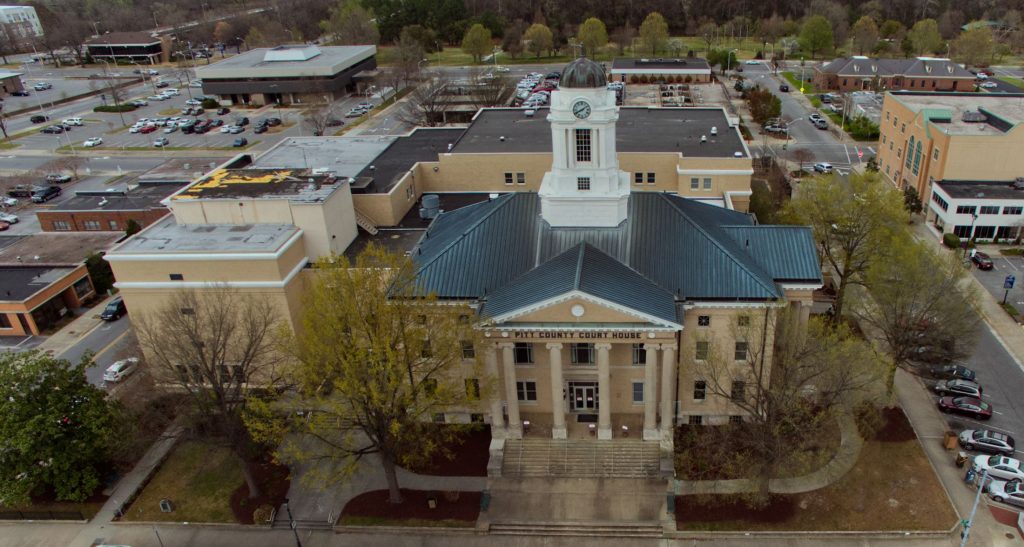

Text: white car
xmin=103 ymin=358 xmax=139 ymax=382
xmin=989 ymin=479 xmax=1024 ymax=508
xmin=974 ymin=455 xmax=1024 ymax=482
xmin=494 ymin=65 xmax=510 ymax=72
xmin=83 ymin=137 xmax=103 ymax=147
xmin=147 ymin=95 xmax=167 ymax=101
xmin=0 ymin=212 xmax=18 ymax=223
xmin=1 ymin=197 xmax=17 ymax=207
xmin=189 ymin=80 xmax=203 ymax=87
xmin=976 ymin=72 xmax=989 ymax=80
xmin=744 ymin=60 xmax=760 ymax=65
xmin=163 ymin=125 xmax=177 ymax=133
xmin=219 ymin=125 xmax=236 ymax=133
xmin=162 ymin=88 xmax=180 ymax=96
xmin=185 ymin=99 xmax=202 ymax=106
xmin=62 ymin=117 xmax=83 ymax=126
xmin=129 ymin=125 xmax=142 ymax=133
xmin=980 ymin=81 xmax=998 ymax=89
xmin=147 ymin=69 xmax=159 ymax=76
xmin=813 ymin=162 xmax=834 ymax=173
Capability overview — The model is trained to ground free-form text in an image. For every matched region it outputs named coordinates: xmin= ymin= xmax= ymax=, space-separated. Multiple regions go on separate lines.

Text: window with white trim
xmin=635 ymin=172 xmax=644 ymax=184
xmin=697 ymin=315 xmax=710 ymax=327
xmin=83 ymin=220 xmax=101 ymax=231
xmin=513 ymin=343 xmax=533 ymax=364
xmin=570 ymin=343 xmax=595 ymax=364
xmin=690 ymin=177 xmax=699 ymax=189
xmin=574 ymin=128 xmax=592 ymax=162
xmin=693 ymin=380 xmax=706 ymax=400
xmin=516 ymin=172 xmax=525 ymax=185
xmin=734 ymin=341 xmax=748 ymax=361
xmin=504 ymin=172 xmax=513 ymax=185
xmin=695 ymin=341 xmax=709 ymax=361
xmin=632 ymin=381 xmax=644 ymax=403
xmin=516 ymin=381 xmax=537 ymax=401
xmin=632 ymin=343 xmax=646 ymax=365
xmin=703 ymin=177 xmax=712 ymax=190
xmin=461 ymin=341 xmax=475 ymax=359
xmin=646 ymin=172 xmax=656 ymax=184
xmin=731 ymin=380 xmax=746 ymax=401
xmin=577 ymin=177 xmax=591 ymax=190
xmin=52 ymin=220 xmax=70 ymax=231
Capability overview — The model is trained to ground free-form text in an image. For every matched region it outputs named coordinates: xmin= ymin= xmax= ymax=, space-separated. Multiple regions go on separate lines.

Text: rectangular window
xmin=574 ymin=128 xmax=592 ymax=162
xmin=953 ymin=225 xmax=972 ymax=238
xmin=632 ymin=381 xmax=644 ymax=403
xmin=0 ymin=314 xmax=11 ymax=329
xmin=421 ymin=340 xmax=432 ymax=358
xmin=632 ymin=343 xmax=646 ymax=365
xmin=729 ymin=415 xmax=743 ymax=424
xmin=956 ymin=205 xmax=977 ymax=215
xmin=516 ymin=381 xmax=537 ymax=401
xmin=570 ymin=343 xmax=595 ymax=364
xmin=169 ymin=273 xmax=184 ymax=281
xmin=697 ymin=315 xmax=710 ymax=327
xmin=1003 ymin=206 xmax=1023 ymax=215
xmin=974 ymin=225 xmax=995 ymax=239
xmin=881 ymin=134 xmax=886 ymax=143
xmin=108 ymin=220 xmax=119 ymax=230
xmin=577 ymin=177 xmax=591 ymax=191
xmin=461 ymin=341 xmax=475 ymax=359
xmin=516 ymin=172 xmax=525 ymax=185
xmin=731 ymin=380 xmax=746 ymax=402
xmin=180 ymin=307 xmax=195 ymax=315
xmin=690 ymin=177 xmax=699 ymax=190
xmin=689 ymin=415 xmax=703 ymax=425
xmin=980 ymin=206 xmax=1000 ymax=215
xmin=695 ymin=341 xmax=709 ymax=361
xmin=734 ymin=341 xmax=748 ymax=361
xmin=703 ymin=177 xmax=712 ymax=190
xmin=465 ymin=378 xmax=481 ymax=399
xmin=931 ymin=193 xmax=949 ymax=211
xmin=932 ymin=148 xmax=939 ymax=160
xmin=52 ymin=220 xmax=70 ymax=231
xmin=513 ymin=342 xmax=533 ymax=364
xmin=737 ymin=315 xmax=750 ymax=327
xmin=693 ymin=380 xmax=706 ymax=400
xmin=83 ymin=220 xmax=101 ymax=231
xmin=635 ymin=172 xmax=644 ymax=184
xmin=504 ymin=172 xmax=513 ymax=185
xmin=901 ymin=123 xmax=906 ymax=133
xmin=646 ymin=172 xmax=656 ymax=184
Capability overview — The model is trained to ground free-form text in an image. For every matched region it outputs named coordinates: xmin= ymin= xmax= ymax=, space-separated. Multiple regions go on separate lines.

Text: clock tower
xmin=539 ymin=56 xmax=630 ymax=228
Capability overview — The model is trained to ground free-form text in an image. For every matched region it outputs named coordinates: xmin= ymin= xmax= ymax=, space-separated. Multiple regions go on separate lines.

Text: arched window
xmin=912 ymin=140 xmax=923 ymax=175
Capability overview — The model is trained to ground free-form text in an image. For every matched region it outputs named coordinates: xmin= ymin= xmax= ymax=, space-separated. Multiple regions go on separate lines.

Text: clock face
xmin=572 ymin=100 xmax=591 ymax=119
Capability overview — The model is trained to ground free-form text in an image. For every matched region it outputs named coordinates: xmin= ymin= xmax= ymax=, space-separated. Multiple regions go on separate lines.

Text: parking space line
xmin=1002 ymin=257 xmax=1019 ymax=271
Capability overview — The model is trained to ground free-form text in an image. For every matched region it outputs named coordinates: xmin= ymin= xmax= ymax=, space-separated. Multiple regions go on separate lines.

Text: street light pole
xmin=283 ymin=498 xmax=303 ymax=547
xmin=960 ymin=468 xmax=989 ymax=546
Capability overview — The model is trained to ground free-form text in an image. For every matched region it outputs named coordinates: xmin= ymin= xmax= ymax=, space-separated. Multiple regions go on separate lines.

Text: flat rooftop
xmin=139 ymin=157 xmax=224 ymax=183
xmin=0 ymin=266 xmax=78 ymax=302
xmin=112 ymin=216 xmax=299 ymax=254
xmin=611 ymin=58 xmax=710 ymax=71
xmin=172 ymin=168 xmax=342 ymax=202
xmin=197 ymin=45 xmax=376 ymax=79
xmin=54 ymin=184 xmax=179 ymax=212
xmin=252 ymin=136 xmax=395 ymax=176
xmin=353 ymin=128 xmax=464 ymax=194
xmin=0 ymin=232 xmax=122 ymax=265
xmin=451 ymin=107 xmax=747 ymax=158
xmin=936 ymin=180 xmax=1024 ymax=200
xmin=344 ymin=229 xmax=424 ymax=261
xmin=887 ymin=91 xmax=1024 ymax=135
xmin=397 ymin=192 xmax=500 ymax=229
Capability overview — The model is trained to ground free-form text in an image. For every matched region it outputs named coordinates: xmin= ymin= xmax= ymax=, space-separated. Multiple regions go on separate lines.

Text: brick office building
xmin=814 ymin=57 xmax=976 ymax=92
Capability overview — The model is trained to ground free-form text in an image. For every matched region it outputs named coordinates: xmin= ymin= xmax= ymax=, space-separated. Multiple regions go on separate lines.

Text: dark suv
xmin=100 ymin=297 xmax=127 ymax=321
xmin=30 ymin=114 xmax=48 ymax=123
xmin=972 ymin=251 xmax=994 ymax=270
xmin=30 ymin=185 xmax=61 ymax=203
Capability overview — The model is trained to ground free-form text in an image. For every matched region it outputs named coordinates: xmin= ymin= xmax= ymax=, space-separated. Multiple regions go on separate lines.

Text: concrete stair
xmin=353 ymin=208 xmax=379 ymax=235
xmin=502 ymin=438 xmax=660 ymax=478
xmin=489 ymin=520 xmax=664 ymax=538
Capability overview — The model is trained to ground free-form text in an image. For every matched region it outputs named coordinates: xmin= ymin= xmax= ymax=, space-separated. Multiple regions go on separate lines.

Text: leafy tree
xmin=524 ymin=23 xmax=553 ymax=59
xmin=907 ymin=19 xmax=943 ymax=55
xmin=847 ymin=115 xmax=879 ymax=140
xmin=798 ymin=15 xmax=833 ymax=59
xmin=781 ymin=171 xmax=906 ymax=320
xmin=850 ymin=16 xmax=879 ymax=55
xmin=245 ymin=20 xmax=293 ymax=48
xmin=461 ymin=23 xmax=492 ymax=63
xmin=953 ymin=26 xmax=995 ymax=67
xmin=125 ymin=219 xmax=142 ymax=237
xmin=807 ymin=0 xmax=848 ymax=47
xmin=699 ymin=21 xmax=718 ymax=53
xmin=212 ymin=21 xmax=235 ymax=46
xmin=320 ymin=0 xmax=380 ymax=45
xmin=745 ymin=86 xmax=782 ymax=125
xmin=85 ymin=252 xmax=114 ymax=295
xmin=879 ymin=20 xmax=906 ymax=40
xmin=248 ymin=246 xmax=487 ymax=505
xmin=502 ymin=19 xmax=526 ymax=59
xmin=854 ymin=239 xmax=978 ymax=394
xmin=609 ymin=25 xmax=635 ymax=55
xmin=639 ymin=12 xmax=669 ymax=55
xmin=135 ymin=289 xmax=290 ymax=500
xmin=903 ymin=186 xmax=923 ymax=214
xmin=577 ymin=17 xmax=608 ymax=56
xmin=757 ymin=14 xmax=786 ymax=50
xmin=681 ymin=312 xmax=883 ymax=505
xmin=0 ymin=351 xmax=120 ymax=505
xmin=400 ymin=25 xmax=440 ymax=53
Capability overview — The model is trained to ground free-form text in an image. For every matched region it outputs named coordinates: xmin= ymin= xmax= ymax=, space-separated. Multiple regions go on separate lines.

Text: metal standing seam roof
xmin=482 ymin=243 xmax=678 ymax=324
xmin=412 ymin=193 xmax=822 ymax=302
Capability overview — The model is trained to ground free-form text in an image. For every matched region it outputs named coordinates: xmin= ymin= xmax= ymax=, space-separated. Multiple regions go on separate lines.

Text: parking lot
xmin=849 ymin=91 xmax=883 ymax=124
xmin=4 ymin=73 xmax=117 ymax=113
xmin=969 ymin=250 xmax=1024 ymax=308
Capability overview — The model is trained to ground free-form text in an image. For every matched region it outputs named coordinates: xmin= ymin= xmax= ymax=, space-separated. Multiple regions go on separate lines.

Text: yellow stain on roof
xmin=173 ymin=169 xmax=298 ymax=200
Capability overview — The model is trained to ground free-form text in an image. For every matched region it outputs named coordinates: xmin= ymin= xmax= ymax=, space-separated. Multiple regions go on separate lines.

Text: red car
xmin=972 ymin=251 xmax=994 ymax=270
xmin=139 ymin=125 xmax=157 ymax=134
xmin=0 ymin=221 xmax=8 ymax=231
xmin=938 ymin=396 xmax=993 ymax=420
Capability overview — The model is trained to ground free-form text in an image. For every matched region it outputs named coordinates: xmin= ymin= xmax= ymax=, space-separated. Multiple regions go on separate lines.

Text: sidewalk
xmin=32 ymin=294 xmax=118 ymax=357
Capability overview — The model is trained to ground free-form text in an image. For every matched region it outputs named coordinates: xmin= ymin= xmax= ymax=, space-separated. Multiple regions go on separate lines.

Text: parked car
xmin=232 ymin=137 xmax=248 ymax=147
xmin=30 ymin=185 xmax=61 ymax=203
xmin=6 ymin=185 xmax=37 ymax=198
xmin=813 ymin=118 xmax=829 ymax=130
xmin=934 ymin=379 xmax=983 ymax=398
xmin=45 ymin=173 xmax=72 ymax=183
xmin=960 ymin=429 xmax=1016 ymax=456
xmin=980 ymin=81 xmax=998 ymax=89
xmin=153 ymin=137 xmax=170 ymax=147
xmin=0 ymin=220 xmax=8 ymax=231
xmin=154 ymin=81 xmax=169 ymax=88
xmin=62 ymin=117 xmax=83 ymax=126
xmin=764 ymin=124 xmax=788 ymax=135
xmin=809 ymin=113 xmax=824 ymax=123
xmin=813 ymin=162 xmax=833 ymax=173
xmin=129 ymin=99 xmax=149 ymax=107
xmin=163 ymin=125 xmax=177 ymax=133
xmin=147 ymin=69 xmax=159 ymax=76
xmin=974 ymin=455 xmax=1024 ymax=481
xmin=931 ymin=364 xmax=977 ymax=382
xmin=1 ymin=196 xmax=16 ymax=207
xmin=779 ymin=84 xmax=790 ymax=92
xmin=266 ymin=117 xmax=282 ymax=126
xmin=989 ymin=479 xmax=1024 ymax=507
xmin=236 ymin=117 xmax=249 ymax=126
xmin=189 ymin=80 xmax=203 ymax=88
xmin=103 ymin=357 xmax=139 ymax=382
xmin=32 ymin=82 xmax=51 ymax=90
xmin=139 ymin=125 xmax=157 ymax=134
xmin=39 ymin=125 xmax=63 ymax=134
xmin=209 ymin=119 xmax=224 ymax=127
xmin=184 ymin=98 xmax=201 ymax=106
xmin=254 ymin=124 xmax=268 ymax=134
xmin=11 ymin=90 xmax=30 ymax=96
xmin=346 ymin=108 xmax=368 ymax=117
xmin=938 ymin=396 xmax=992 ymax=420
xmin=30 ymin=114 xmax=49 ymax=123
xmin=83 ymin=137 xmax=103 ymax=147
xmin=228 ymin=125 xmax=244 ymax=134
xmin=216 ymin=107 xmax=230 ymax=115
xmin=100 ymin=297 xmax=127 ymax=321
xmin=147 ymin=95 xmax=167 ymax=101
xmin=972 ymin=251 xmax=994 ymax=270
xmin=0 ymin=211 xmax=18 ymax=223
xmin=356 ymin=102 xmax=374 ymax=110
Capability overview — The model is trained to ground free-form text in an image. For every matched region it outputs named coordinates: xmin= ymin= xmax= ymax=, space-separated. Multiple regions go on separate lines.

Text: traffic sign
xmin=1006 ymin=275 xmax=1016 ymax=289
xmin=857 ymin=148 xmax=864 ymax=159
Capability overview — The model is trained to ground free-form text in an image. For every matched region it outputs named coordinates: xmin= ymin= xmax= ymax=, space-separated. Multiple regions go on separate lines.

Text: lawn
xmin=339 ymin=489 xmax=481 ymax=527
xmin=781 ymin=71 xmax=818 ymax=95
xmin=676 ymin=408 xmax=957 ymax=531
xmin=998 ymin=76 xmax=1024 ymax=90
xmin=123 ymin=440 xmax=243 ymax=523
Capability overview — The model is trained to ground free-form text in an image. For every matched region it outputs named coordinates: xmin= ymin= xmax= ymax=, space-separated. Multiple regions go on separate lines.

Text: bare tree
xmin=134 ymin=289 xmax=291 ymax=499
xmin=791 ymin=148 xmax=814 ymax=177
xmin=467 ymin=69 xmax=512 ymax=109
xmin=302 ymin=103 xmax=341 ymax=136
xmin=41 ymin=157 xmax=87 ymax=180
xmin=397 ymin=73 xmax=453 ymax=127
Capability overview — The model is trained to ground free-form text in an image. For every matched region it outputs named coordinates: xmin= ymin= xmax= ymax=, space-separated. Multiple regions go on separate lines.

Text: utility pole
xmin=960 ymin=468 xmax=988 ymax=546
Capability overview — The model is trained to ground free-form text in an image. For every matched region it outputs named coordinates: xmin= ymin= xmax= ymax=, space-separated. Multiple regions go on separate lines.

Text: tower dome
xmin=560 ymin=56 xmax=607 ymax=88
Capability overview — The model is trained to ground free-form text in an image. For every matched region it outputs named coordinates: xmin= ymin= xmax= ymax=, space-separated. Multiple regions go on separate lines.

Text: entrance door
xmin=569 ymin=382 xmax=598 ymax=412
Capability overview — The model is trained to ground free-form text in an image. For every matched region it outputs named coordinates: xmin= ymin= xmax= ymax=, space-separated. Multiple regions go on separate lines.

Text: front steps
xmin=501 ymin=438 xmax=660 ymax=478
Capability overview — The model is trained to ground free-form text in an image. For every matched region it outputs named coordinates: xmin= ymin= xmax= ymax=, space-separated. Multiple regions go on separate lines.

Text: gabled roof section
xmin=720 ymin=226 xmax=823 ymax=283
xmin=482 ymin=243 xmax=678 ymax=325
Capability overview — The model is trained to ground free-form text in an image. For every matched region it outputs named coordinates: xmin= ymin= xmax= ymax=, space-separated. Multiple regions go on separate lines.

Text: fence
xmin=0 ymin=509 xmax=86 ymax=521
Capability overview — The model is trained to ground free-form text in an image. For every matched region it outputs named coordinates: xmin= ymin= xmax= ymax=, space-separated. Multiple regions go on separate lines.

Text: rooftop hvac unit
xmin=419 ymin=194 xmax=441 ymax=220
xmin=1013 ymin=178 xmax=1024 ymax=190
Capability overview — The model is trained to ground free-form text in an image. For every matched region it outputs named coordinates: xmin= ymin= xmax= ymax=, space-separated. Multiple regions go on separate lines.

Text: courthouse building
xmin=106 ymin=57 xmax=821 ymax=454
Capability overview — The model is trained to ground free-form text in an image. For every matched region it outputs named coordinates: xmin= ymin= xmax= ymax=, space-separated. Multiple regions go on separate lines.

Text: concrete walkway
xmin=674 ymin=411 xmax=863 ymax=496
xmin=33 ymin=294 xmax=118 ymax=357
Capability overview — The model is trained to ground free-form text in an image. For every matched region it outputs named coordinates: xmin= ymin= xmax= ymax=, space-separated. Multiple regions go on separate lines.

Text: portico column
xmin=500 ymin=343 xmax=522 ymax=439
xmin=596 ymin=343 xmax=613 ymax=440
xmin=659 ymin=344 xmax=677 ymax=439
xmin=547 ymin=343 xmax=567 ymax=439
xmin=643 ymin=344 xmax=660 ymax=440
xmin=483 ymin=344 xmax=506 ymax=435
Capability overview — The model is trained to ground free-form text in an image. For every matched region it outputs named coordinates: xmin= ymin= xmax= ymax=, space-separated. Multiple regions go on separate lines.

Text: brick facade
xmin=814 ymin=72 xmax=975 ymax=93
xmin=37 ymin=208 xmax=169 ymax=233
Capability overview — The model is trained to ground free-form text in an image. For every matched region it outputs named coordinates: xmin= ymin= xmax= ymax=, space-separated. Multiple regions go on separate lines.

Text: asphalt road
xmin=56 ymin=315 xmax=132 ymax=386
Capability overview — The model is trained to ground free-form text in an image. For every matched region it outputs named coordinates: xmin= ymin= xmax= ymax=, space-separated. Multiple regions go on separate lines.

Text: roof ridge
xmin=657 ymin=194 xmax=779 ymax=295
xmin=573 ymin=242 xmax=586 ymax=291
xmin=413 ymin=193 xmax=518 ymax=275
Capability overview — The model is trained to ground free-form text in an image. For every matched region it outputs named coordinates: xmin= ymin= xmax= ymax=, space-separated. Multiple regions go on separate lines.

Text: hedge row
xmin=93 ymin=105 xmax=137 ymax=113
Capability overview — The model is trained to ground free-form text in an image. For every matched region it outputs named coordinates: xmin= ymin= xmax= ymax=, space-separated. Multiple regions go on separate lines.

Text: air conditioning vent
xmin=962 ymin=110 xmax=987 ymax=123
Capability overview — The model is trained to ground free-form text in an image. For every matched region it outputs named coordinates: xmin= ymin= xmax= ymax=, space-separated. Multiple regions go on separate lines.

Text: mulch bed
xmin=406 ymin=425 xmax=490 ymax=477
xmin=341 ymin=488 xmax=481 ymax=523
xmin=228 ymin=456 xmax=291 ymax=524
xmin=874 ymin=407 xmax=916 ymax=443
xmin=676 ymin=494 xmax=796 ymax=525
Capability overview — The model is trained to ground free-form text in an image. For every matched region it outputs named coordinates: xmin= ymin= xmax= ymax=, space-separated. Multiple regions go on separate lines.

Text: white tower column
xmin=500 ymin=343 xmax=522 ymax=439
xmin=660 ymin=344 xmax=677 ymax=439
xmin=596 ymin=343 xmax=613 ymax=440
xmin=483 ymin=344 xmax=506 ymax=436
xmin=547 ymin=343 xmax=567 ymax=439
xmin=643 ymin=344 xmax=660 ymax=440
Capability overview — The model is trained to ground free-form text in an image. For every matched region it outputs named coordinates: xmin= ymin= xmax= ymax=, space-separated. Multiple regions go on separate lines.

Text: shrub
xmin=942 ymin=232 xmax=960 ymax=249
xmin=684 ymin=75 xmax=692 ymax=83
xmin=629 ymin=75 xmax=639 ymax=83
xmin=93 ymin=104 xmax=137 ymax=113
xmin=252 ymin=504 xmax=274 ymax=525
xmin=200 ymin=98 xmax=219 ymax=109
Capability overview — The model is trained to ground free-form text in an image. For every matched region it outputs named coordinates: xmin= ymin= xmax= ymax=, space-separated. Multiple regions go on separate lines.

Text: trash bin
xmin=965 ymin=467 xmax=976 ymax=484
xmin=427 ymin=493 xmax=437 ymax=509
xmin=956 ymin=451 xmax=969 ymax=468
xmin=943 ymin=430 xmax=958 ymax=450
